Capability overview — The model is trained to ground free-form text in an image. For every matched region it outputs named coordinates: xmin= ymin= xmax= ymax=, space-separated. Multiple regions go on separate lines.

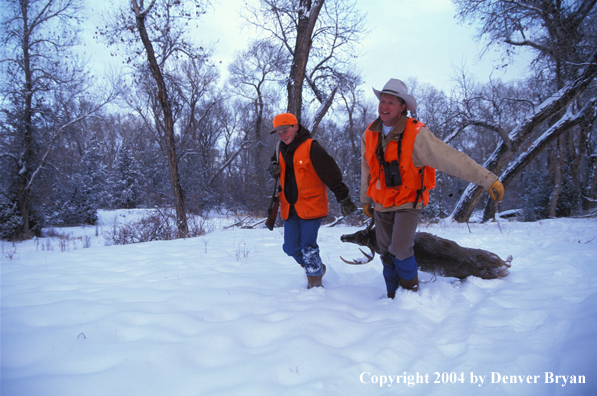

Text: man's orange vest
xmin=278 ymin=139 xmax=329 ymax=220
xmin=365 ymin=119 xmax=436 ymax=208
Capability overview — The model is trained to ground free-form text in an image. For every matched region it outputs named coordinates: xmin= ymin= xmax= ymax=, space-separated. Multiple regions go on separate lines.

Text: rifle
xmin=265 ymin=179 xmax=279 ymax=231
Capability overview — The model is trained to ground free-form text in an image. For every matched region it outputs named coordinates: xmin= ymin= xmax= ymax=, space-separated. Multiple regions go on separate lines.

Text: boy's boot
xmin=307 ymin=264 xmax=326 ymax=289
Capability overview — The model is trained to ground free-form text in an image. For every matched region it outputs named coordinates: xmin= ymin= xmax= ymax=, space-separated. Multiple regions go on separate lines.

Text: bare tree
xmin=0 ymin=0 xmax=114 ymax=239
xmin=336 ymin=74 xmax=366 ymax=160
xmin=226 ymin=40 xmax=288 ymax=212
xmin=451 ymin=52 xmax=597 ymax=222
xmin=451 ymin=0 xmax=597 ymax=222
xmin=454 ymin=0 xmax=597 ymax=88
xmin=99 ymin=0 xmax=213 ymax=236
xmin=228 ymin=40 xmax=287 ymax=172
xmin=244 ymin=0 xmax=366 ymax=128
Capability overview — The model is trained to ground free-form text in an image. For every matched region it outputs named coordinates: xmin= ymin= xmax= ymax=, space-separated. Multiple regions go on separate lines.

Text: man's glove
xmin=363 ymin=203 xmax=374 ymax=218
xmin=267 ymin=162 xmax=281 ymax=179
xmin=340 ymin=197 xmax=357 ymax=216
xmin=488 ymin=180 xmax=504 ymax=202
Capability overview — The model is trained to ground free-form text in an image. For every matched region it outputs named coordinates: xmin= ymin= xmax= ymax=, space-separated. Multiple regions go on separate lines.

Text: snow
xmin=2 ymin=210 xmax=597 ymax=396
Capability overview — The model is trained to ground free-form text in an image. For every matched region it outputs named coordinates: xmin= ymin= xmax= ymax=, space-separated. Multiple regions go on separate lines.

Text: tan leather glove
xmin=363 ymin=203 xmax=374 ymax=218
xmin=488 ymin=180 xmax=504 ymax=202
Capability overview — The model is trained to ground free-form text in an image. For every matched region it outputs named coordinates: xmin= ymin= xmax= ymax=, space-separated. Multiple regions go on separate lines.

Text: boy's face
xmin=277 ymin=124 xmax=298 ymax=145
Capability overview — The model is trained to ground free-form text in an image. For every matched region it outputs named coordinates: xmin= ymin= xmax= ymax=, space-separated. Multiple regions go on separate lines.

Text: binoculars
xmin=382 ymin=160 xmax=402 ymax=188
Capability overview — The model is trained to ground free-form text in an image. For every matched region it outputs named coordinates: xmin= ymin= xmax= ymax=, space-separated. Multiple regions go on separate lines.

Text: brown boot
xmin=399 ymin=275 xmax=419 ymax=292
xmin=307 ymin=264 xmax=326 ymax=289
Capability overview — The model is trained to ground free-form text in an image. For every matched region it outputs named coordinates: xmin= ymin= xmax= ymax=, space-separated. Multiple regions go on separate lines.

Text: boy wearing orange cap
xmin=268 ymin=113 xmax=357 ymax=288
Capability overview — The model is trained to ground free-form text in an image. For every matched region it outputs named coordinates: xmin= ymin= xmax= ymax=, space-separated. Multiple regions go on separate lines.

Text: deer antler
xmin=340 ymin=247 xmax=376 ymax=265
xmin=339 ymin=218 xmax=378 ymax=265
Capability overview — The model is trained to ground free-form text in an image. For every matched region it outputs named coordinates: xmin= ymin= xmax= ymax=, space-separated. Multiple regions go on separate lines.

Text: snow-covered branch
xmin=501 ymin=97 xmax=597 ymax=186
xmin=452 ymin=50 xmax=597 ymax=222
xmin=208 ymin=141 xmax=254 ymax=187
xmin=25 ymin=96 xmax=116 ymax=192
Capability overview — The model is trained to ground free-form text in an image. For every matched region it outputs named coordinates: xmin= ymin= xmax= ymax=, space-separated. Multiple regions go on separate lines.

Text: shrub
xmin=103 ymin=209 xmax=213 ymax=245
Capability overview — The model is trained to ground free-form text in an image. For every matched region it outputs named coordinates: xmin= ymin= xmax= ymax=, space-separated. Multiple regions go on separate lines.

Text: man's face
xmin=378 ymin=93 xmax=406 ymax=126
xmin=277 ymin=124 xmax=298 ymax=145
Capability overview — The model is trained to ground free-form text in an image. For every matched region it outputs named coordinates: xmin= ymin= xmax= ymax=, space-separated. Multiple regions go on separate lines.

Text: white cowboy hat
xmin=372 ymin=78 xmax=417 ymax=111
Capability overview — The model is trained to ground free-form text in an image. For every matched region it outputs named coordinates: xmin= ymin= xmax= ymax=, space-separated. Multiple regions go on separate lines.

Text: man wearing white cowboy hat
xmin=361 ymin=78 xmax=505 ymax=298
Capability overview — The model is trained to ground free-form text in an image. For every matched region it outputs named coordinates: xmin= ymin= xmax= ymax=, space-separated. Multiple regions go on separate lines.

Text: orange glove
xmin=363 ymin=203 xmax=374 ymax=218
xmin=489 ymin=180 xmax=504 ymax=202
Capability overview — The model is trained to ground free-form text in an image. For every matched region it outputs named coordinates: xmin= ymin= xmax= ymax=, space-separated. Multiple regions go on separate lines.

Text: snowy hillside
xmin=2 ymin=210 xmax=596 ymax=396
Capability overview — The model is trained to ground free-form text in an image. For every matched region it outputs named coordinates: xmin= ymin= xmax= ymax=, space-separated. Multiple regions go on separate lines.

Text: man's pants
xmin=283 ymin=208 xmax=325 ymax=276
xmin=374 ymin=209 xmax=421 ymax=290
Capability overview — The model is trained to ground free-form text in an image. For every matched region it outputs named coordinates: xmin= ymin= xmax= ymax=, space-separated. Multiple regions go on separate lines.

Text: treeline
xmin=1 ymin=0 xmax=597 ymax=240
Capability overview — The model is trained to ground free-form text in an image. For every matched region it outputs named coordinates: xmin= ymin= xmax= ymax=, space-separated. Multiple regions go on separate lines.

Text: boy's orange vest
xmin=279 ymin=139 xmax=329 ymax=220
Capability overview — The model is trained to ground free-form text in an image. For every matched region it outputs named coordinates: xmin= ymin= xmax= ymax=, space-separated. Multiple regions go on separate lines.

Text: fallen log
xmin=340 ymin=220 xmax=512 ymax=279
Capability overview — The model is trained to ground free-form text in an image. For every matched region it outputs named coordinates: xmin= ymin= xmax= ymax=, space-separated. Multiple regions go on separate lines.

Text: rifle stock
xmin=265 ymin=180 xmax=279 ymax=231
xmin=265 ymin=197 xmax=279 ymax=231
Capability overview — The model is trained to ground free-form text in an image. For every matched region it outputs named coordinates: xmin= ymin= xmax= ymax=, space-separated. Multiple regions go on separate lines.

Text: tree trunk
xmin=134 ymin=10 xmax=188 ymax=235
xmin=452 ymin=51 xmax=597 ymax=222
xmin=586 ymin=154 xmax=597 ymax=210
xmin=253 ymin=88 xmax=266 ymax=194
xmin=17 ymin=16 xmax=34 ymax=239
xmin=287 ymin=0 xmax=325 ymax=119
xmin=309 ymin=85 xmax=337 ymax=135
xmin=548 ymin=142 xmax=563 ymax=217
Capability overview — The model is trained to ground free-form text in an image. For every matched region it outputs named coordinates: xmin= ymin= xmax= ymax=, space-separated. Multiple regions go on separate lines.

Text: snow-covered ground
xmin=2 ymin=210 xmax=596 ymax=396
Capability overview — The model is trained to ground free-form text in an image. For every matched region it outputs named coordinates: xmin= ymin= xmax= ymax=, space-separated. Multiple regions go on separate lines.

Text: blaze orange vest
xmin=365 ymin=119 xmax=436 ymax=208
xmin=279 ymin=139 xmax=329 ymax=220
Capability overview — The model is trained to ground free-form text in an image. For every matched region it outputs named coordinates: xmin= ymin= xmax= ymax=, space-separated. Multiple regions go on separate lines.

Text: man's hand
xmin=340 ymin=197 xmax=358 ymax=216
xmin=489 ymin=180 xmax=504 ymax=202
xmin=267 ymin=162 xmax=281 ymax=179
xmin=363 ymin=203 xmax=374 ymax=218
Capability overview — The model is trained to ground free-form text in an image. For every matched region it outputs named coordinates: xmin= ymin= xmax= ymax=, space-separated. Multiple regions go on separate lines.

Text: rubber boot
xmin=381 ymin=253 xmax=399 ymax=298
xmin=307 ymin=264 xmax=326 ymax=289
xmin=399 ymin=274 xmax=419 ymax=292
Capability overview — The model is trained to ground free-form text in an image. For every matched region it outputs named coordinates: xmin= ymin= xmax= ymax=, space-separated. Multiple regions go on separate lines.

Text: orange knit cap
xmin=270 ymin=113 xmax=298 ymax=134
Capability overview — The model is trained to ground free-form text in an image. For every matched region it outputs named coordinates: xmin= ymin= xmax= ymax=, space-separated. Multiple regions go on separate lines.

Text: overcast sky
xmin=84 ymin=0 xmax=533 ymax=101
xmin=356 ymin=0 xmax=533 ymax=94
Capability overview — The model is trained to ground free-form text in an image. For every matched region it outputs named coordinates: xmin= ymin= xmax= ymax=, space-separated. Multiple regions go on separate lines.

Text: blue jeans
xmin=283 ymin=208 xmax=324 ymax=276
